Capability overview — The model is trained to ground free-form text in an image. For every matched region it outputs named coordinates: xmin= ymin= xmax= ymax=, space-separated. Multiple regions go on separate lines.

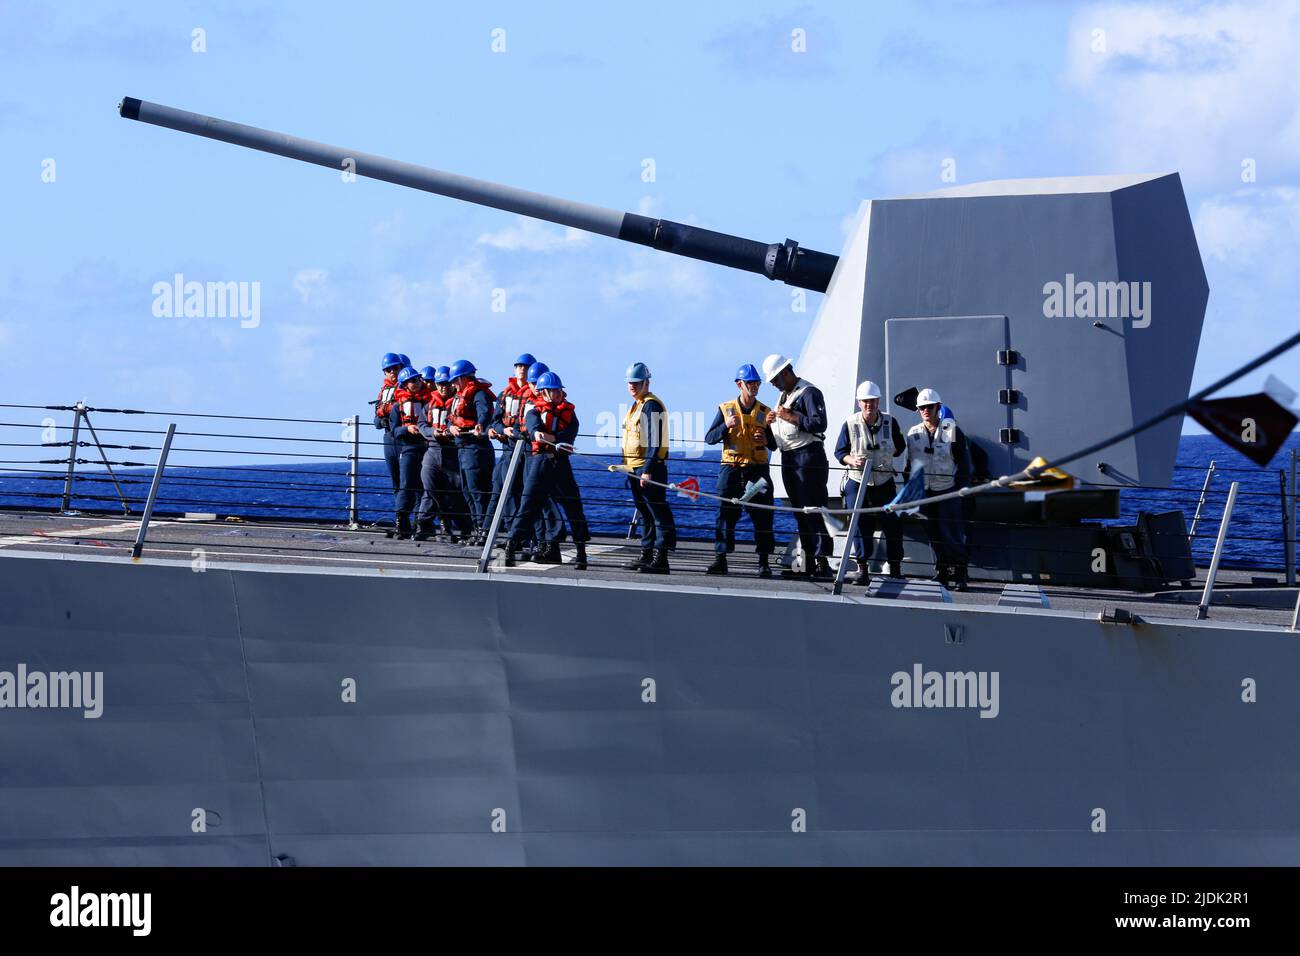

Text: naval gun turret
xmin=119 ymin=97 xmax=1211 ymax=587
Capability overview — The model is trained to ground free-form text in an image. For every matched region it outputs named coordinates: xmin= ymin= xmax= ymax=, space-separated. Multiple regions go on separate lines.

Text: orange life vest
xmin=530 ymin=397 xmax=576 ymax=455
xmin=449 ymin=379 xmax=496 ymax=430
xmin=395 ymin=384 xmax=429 ymax=426
xmin=425 ymin=391 xmax=450 ymax=435
xmin=499 ymin=379 xmax=530 ymax=427
xmin=375 ymin=378 xmax=398 ymax=418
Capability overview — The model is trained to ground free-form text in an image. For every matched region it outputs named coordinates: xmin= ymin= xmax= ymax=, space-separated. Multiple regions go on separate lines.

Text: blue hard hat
xmin=734 ymin=363 xmax=761 ymax=383
xmin=448 ymin=359 xmax=476 ymax=380
xmin=939 ymin=404 xmax=955 ymax=421
xmin=397 ymin=354 xmax=411 ymax=369
xmin=434 ymin=366 xmax=451 ymax=384
xmin=526 ymin=361 xmax=549 ymax=384
xmin=514 ymin=352 xmax=537 ymax=368
xmin=626 ymin=362 xmax=650 ymax=383
xmin=381 ymin=352 xmax=403 ymax=371
xmin=397 ymin=366 xmax=422 ymax=386
xmin=419 ymin=365 xmax=437 ymax=382
xmin=536 ymin=371 xmax=563 ymax=391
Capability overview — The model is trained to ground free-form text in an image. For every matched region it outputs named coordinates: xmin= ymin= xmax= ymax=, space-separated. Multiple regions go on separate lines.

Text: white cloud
xmin=601 ymin=247 xmax=712 ymax=309
xmin=476 ymin=216 xmax=589 ymax=252
xmin=441 ymin=254 xmax=494 ymax=313
xmin=292 ymin=267 xmax=332 ymax=306
xmin=1194 ymin=187 xmax=1300 ymax=273
xmin=277 ymin=323 xmax=325 ymax=379
xmin=1063 ymin=2 xmax=1300 ymax=184
xmin=369 ymin=273 xmax=442 ymax=329
xmin=635 ymin=195 xmax=663 ymax=217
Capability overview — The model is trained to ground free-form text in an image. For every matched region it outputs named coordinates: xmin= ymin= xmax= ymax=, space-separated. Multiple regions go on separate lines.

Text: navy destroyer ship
xmin=0 ymin=98 xmax=1297 ymax=866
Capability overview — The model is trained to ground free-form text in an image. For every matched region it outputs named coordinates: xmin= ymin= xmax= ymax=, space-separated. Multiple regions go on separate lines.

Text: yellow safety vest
xmin=719 ymin=398 xmax=771 ymax=466
xmin=622 ymin=391 xmax=669 ymax=469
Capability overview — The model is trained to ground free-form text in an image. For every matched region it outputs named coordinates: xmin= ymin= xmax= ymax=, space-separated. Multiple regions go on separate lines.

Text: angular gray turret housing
xmin=797 ymin=173 xmax=1208 ymax=487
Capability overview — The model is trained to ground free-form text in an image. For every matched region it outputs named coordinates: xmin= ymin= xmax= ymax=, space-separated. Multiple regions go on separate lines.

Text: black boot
xmin=932 ymin=565 xmax=951 ymax=588
xmin=705 ymin=554 xmax=728 ymax=575
xmin=952 ymin=567 xmax=969 ymax=592
xmin=413 ymin=520 xmax=434 ymax=542
xmin=624 ymin=547 xmax=653 ymax=571
xmin=504 ymin=541 xmax=517 ymax=567
xmin=574 ymin=543 xmax=588 ymax=571
xmin=638 ymin=548 xmax=670 ymax=574
xmin=757 ymin=554 xmax=772 ymax=578
xmin=886 ymin=562 xmax=905 ymax=580
xmin=850 ymin=560 xmax=872 ymax=586
xmin=811 ymin=556 xmax=834 ymax=581
xmin=395 ymin=515 xmax=413 ymax=540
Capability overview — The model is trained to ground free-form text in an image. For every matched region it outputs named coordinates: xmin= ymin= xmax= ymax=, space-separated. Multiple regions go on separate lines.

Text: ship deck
xmin=3 ymin=508 xmax=1297 ymax=629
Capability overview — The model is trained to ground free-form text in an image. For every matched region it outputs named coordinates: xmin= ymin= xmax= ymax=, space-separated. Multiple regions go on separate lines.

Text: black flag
xmin=893 ymin=386 xmax=919 ymax=411
xmin=1187 ymin=392 xmax=1297 ymax=466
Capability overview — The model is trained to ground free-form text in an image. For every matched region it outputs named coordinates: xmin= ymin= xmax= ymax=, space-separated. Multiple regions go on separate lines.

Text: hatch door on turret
xmin=884 ymin=314 xmax=1015 ymax=479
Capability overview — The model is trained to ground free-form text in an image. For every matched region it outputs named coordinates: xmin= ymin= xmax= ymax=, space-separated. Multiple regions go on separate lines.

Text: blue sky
xmin=3 ymin=0 xmax=1299 ymax=448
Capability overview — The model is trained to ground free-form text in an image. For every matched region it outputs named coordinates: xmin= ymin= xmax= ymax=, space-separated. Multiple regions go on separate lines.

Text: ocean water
xmin=2 ymin=434 xmax=1296 ymax=572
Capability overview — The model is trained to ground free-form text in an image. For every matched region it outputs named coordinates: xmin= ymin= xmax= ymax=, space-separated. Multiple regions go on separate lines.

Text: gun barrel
xmin=118 ymin=97 xmax=837 ymax=293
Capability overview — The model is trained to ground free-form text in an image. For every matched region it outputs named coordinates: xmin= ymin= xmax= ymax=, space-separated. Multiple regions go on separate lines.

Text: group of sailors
xmin=372 ymin=351 xmax=971 ymax=588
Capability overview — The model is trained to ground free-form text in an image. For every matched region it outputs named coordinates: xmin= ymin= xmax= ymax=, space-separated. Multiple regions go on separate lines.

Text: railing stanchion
xmin=1288 ymin=449 xmax=1297 ymax=587
xmin=1196 ymin=480 xmax=1238 ymax=621
xmin=478 ymin=438 xmax=525 ymax=573
xmin=833 ymin=474 xmax=872 ymax=596
xmin=78 ymin=409 xmax=131 ymax=515
xmin=1187 ymin=459 xmax=1215 ymax=549
xmin=347 ymin=414 xmax=360 ymax=529
xmin=131 ymin=423 xmax=176 ymax=559
xmin=1290 ymin=587 xmax=1300 ymax=632
xmin=60 ymin=402 xmax=85 ymax=513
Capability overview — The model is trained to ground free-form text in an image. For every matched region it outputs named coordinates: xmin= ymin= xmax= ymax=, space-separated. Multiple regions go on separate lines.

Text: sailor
xmin=391 ymin=365 xmax=431 ymax=540
xmin=702 ymin=363 xmax=776 ymax=577
xmin=504 ymin=371 xmax=590 ymax=570
xmin=621 ymin=362 xmax=676 ymax=574
xmin=486 ymin=352 xmax=536 ymax=532
xmin=447 ymin=360 xmax=497 ymax=544
xmin=408 ymin=365 xmax=445 ymax=541
xmin=374 ymin=353 xmax=405 ymax=507
xmin=904 ymin=387 xmax=972 ymax=590
xmin=760 ymin=353 xmax=834 ymax=581
xmin=834 ymin=380 xmax=906 ymax=586
xmin=425 ymin=366 xmax=475 ymax=542
xmin=524 ymin=361 xmax=566 ymax=556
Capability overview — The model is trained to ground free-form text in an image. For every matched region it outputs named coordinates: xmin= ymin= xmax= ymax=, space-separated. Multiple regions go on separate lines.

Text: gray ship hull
xmin=2 ymin=549 xmax=1298 ymax=866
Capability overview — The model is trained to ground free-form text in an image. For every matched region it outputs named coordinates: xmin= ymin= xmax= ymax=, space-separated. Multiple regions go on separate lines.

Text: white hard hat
xmin=761 ymin=353 xmax=792 ymax=383
xmin=855 ymin=380 xmax=882 ymax=401
xmin=916 ymin=387 xmax=943 ymax=407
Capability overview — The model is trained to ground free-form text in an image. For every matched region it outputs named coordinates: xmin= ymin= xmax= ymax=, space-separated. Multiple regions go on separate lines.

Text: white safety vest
xmin=906 ymin=419 xmax=960 ymax=492
xmin=771 ymin=379 xmax=824 ymax=452
xmin=846 ymin=412 xmax=899 ymax=486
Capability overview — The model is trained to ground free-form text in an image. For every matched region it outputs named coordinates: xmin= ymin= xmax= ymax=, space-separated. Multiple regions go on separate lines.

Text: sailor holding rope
xmin=621 ymin=362 xmax=676 ymax=574
xmin=835 ymin=380 xmax=906 ymax=586
xmin=703 ymin=363 xmax=777 ymax=577
xmin=905 ymin=388 xmax=972 ymax=590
